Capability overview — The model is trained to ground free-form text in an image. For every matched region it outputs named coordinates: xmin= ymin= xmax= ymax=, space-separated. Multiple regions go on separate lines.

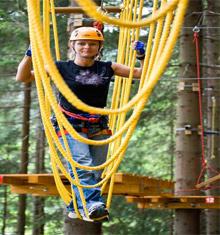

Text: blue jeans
xmin=59 ymin=131 xmax=110 ymax=213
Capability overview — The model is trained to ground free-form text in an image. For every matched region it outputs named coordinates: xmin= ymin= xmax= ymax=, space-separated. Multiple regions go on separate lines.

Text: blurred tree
xmin=203 ymin=0 xmax=220 ymax=233
xmin=174 ymin=0 xmax=203 ymax=234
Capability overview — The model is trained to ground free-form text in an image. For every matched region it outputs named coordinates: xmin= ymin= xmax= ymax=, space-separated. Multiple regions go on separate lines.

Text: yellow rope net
xmin=26 ymin=0 xmax=188 ymax=220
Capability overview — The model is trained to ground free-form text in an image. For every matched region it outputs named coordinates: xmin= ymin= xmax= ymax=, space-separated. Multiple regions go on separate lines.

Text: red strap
xmin=59 ymin=105 xmax=100 ymax=123
xmin=193 ymin=31 xmax=206 ymax=171
xmin=56 ymin=129 xmax=70 ymax=138
xmin=93 ymin=21 xmax=104 ymax=32
xmin=0 ymin=175 xmax=3 ymax=184
xmin=56 ymin=128 xmax=112 ymax=138
xmin=193 ymin=30 xmax=220 ymax=187
xmin=177 ymin=33 xmax=220 ymax=191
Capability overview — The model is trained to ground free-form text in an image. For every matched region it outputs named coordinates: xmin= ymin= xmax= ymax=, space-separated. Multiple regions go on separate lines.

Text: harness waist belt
xmin=56 ymin=129 xmax=112 ymax=138
xmin=59 ymin=105 xmax=100 ymax=123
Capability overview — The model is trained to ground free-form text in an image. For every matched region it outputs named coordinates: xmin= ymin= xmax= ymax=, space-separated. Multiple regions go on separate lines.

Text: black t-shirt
xmin=55 ymin=60 xmax=114 ymax=113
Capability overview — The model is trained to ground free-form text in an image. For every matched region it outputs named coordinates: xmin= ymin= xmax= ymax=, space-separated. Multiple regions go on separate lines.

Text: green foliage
xmin=0 ymin=1 xmax=28 ymax=73
xmin=103 ymin=197 xmax=173 ymax=235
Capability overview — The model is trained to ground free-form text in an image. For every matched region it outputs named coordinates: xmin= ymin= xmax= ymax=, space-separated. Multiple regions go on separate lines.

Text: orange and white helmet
xmin=70 ymin=27 xmax=104 ymax=41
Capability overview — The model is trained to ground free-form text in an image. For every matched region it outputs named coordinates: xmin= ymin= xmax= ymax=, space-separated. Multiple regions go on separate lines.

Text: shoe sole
xmin=93 ymin=215 xmax=109 ymax=223
xmin=68 ymin=207 xmax=109 ymax=223
xmin=89 ymin=207 xmax=109 ymax=221
xmin=68 ymin=212 xmax=95 ymax=222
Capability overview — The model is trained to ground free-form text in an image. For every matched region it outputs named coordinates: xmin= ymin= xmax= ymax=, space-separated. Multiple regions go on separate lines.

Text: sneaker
xmin=68 ymin=211 xmax=77 ymax=219
xmin=68 ymin=211 xmax=93 ymax=222
xmin=88 ymin=203 xmax=109 ymax=222
xmin=93 ymin=215 xmax=109 ymax=223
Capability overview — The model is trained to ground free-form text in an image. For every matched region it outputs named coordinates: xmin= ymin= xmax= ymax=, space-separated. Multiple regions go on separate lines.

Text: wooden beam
xmin=2 ymin=174 xmax=220 ymax=209
xmin=126 ymin=196 xmax=220 ymax=209
xmin=0 ymin=174 xmax=29 ymax=185
xmin=10 ymin=184 xmax=62 ymax=196
xmin=141 ymin=201 xmax=220 ymax=209
xmin=0 ymin=173 xmax=173 ymax=187
xmin=10 ymin=183 xmax=144 ymax=196
xmin=54 ymin=6 xmax=121 ymax=14
xmin=114 ymin=173 xmax=174 ymax=188
xmin=137 ymin=202 xmax=220 ymax=209
xmin=196 ymin=173 xmax=220 ymax=189
xmin=0 ymin=173 xmax=174 ymax=197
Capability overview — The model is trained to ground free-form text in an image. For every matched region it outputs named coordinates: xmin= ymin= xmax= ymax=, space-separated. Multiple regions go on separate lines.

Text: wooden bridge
xmin=1 ymin=173 xmax=220 ymax=209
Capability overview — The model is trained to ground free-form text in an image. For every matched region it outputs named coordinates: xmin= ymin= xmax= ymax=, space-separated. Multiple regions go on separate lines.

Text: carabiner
xmin=193 ymin=26 xmax=200 ymax=33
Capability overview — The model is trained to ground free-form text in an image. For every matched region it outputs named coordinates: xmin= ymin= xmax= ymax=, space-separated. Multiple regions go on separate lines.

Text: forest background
xmin=0 ymin=0 xmax=219 ymax=235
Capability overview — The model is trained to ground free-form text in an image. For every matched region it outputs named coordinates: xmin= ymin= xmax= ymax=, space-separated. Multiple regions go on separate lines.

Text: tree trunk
xmin=32 ymin=118 xmax=46 ymax=235
xmin=204 ymin=1 xmax=220 ymax=234
xmin=63 ymin=1 xmax=103 ymax=234
xmin=64 ymin=215 xmax=102 ymax=235
xmin=174 ymin=0 xmax=203 ymax=234
xmin=32 ymin=197 xmax=45 ymax=235
xmin=1 ymin=186 xmax=8 ymax=235
xmin=17 ymin=83 xmax=32 ymax=235
xmin=169 ymin=120 xmax=175 ymax=234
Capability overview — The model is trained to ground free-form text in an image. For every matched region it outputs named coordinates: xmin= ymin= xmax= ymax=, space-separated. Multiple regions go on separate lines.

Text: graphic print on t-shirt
xmin=75 ymin=70 xmax=104 ymax=86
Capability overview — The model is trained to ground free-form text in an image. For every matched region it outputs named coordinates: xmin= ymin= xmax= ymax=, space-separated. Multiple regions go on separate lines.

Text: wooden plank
xmin=0 ymin=174 xmax=29 ymax=185
xmin=105 ymin=184 xmax=170 ymax=196
xmin=28 ymin=174 xmax=59 ymax=185
xmin=126 ymin=196 xmax=169 ymax=203
xmin=175 ymin=196 xmax=220 ymax=203
xmin=142 ymin=178 xmax=174 ymax=189
xmin=127 ymin=195 xmax=220 ymax=202
xmin=10 ymin=184 xmax=63 ymax=196
xmin=180 ymin=198 xmax=188 ymax=203
xmin=137 ymin=202 xmax=220 ymax=209
xmin=0 ymin=173 xmax=173 ymax=187
xmin=0 ymin=173 xmax=174 ymax=197
xmin=9 ymin=182 xmax=164 ymax=197
xmin=113 ymin=173 xmax=174 ymax=190
xmin=105 ymin=183 xmax=142 ymax=195
xmin=54 ymin=6 xmax=121 ymax=14
xmin=10 ymin=183 xmax=149 ymax=196
xmin=10 ymin=183 xmax=138 ymax=196
xmin=196 ymin=173 xmax=220 ymax=189
xmin=114 ymin=173 xmax=148 ymax=184
xmin=135 ymin=196 xmax=220 ymax=209
xmin=126 ymin=196 xmax=220 ymax=209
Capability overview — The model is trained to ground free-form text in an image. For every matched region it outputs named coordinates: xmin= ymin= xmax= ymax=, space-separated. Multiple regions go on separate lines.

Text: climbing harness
xmin=59 ymin=105 xmax=102 ymax=123
xmin=57 ymin=106 xmax=112 ymax=137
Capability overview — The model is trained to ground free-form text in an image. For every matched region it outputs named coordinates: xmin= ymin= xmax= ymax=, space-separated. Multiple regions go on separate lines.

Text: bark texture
xmin=32 ymin=119 xmax=46 ymax=235
xmin=174 ymin=0 xmax=203 ymax=234
xmin=17 ymin=83 xmax=32 ymax=235
xmin=204 ymin=1 xmax=220 ymax=234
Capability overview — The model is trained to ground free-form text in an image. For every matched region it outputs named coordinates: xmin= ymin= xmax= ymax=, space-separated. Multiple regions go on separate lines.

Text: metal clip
xmin=193 ymin=26 xmax=200 ymax=33
xmin=184 ymin=124 xmax=192 ymax=135
xmin=192 ymin=83 xmax=199 ymax=91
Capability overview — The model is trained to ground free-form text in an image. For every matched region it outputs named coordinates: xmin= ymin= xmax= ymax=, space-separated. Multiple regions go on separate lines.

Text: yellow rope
xmin=74 ymin=0 xmax=182 ymax=28
xmin=26 ymin=0 xmax=188 ymax=220
xmin=50 ymin=0 xmax=61 ymax=60
xmin=26 ymin=2 xmax=187 ymax=117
